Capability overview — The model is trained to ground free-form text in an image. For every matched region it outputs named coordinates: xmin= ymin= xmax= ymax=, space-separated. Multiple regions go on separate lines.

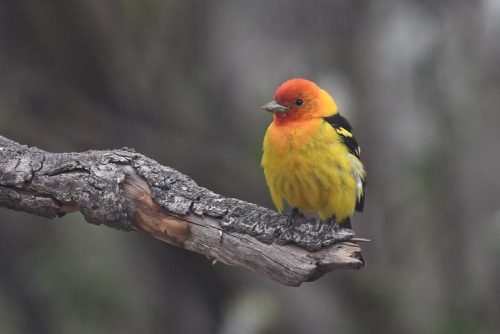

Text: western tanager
xmin=261 ymin=78 xmax=366 ymax=226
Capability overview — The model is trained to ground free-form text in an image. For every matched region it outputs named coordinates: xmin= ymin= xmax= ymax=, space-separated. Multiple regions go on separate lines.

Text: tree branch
xmin=0 ymin=134 xmax=364 ymax=286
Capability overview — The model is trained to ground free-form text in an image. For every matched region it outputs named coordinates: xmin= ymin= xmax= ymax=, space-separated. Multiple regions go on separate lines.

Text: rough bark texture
xmin=0 ymin=135 xmax=364 ymax=286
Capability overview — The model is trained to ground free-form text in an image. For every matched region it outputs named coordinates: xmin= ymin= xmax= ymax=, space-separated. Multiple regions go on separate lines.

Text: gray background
xmin=1 ymin=1 xmax=499 ymax=333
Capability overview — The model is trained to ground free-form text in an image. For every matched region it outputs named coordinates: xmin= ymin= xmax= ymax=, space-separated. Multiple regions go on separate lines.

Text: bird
xmin=261 ymin=78 xmax=366 ymax=227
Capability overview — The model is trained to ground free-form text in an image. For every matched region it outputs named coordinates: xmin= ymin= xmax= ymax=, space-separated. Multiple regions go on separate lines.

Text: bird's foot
xmin=336 ymin=217 xmax=353 ymax=230
xmin=286 ymin=208 xmax=304 ymax=228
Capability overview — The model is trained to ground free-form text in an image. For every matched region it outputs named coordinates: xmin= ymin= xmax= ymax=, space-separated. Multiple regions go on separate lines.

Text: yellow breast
xmin=261 ymin=118 xmax=358 ymax=221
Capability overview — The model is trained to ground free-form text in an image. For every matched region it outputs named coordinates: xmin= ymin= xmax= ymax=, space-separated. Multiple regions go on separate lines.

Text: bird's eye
xmin=295 ymin=99 xmax=304 ymax=106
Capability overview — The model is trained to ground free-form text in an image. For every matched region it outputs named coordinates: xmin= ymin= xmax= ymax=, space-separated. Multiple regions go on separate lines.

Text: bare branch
xmin=0 ymin=134 xmax=364 ymax=286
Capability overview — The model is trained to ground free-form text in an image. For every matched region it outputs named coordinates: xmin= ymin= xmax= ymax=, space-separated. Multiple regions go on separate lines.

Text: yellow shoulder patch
xmin=336 ymin=127 xmax=353 ymax=138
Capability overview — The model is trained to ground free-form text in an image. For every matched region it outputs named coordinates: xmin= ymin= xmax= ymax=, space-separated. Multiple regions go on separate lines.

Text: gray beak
xmin=262 ymin=100 xmax=287 ymax=113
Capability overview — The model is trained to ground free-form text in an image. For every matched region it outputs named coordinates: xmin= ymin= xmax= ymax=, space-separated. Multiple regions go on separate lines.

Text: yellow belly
xmin=261 ymin=119 xmax=358 ymax=221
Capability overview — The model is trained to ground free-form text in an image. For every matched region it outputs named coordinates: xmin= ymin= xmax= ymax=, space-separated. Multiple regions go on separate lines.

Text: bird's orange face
xmin=262 ymin=78 xmax=324 ymax=125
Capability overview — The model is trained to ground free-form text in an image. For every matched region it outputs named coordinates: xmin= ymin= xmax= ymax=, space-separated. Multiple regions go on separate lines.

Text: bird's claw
xmin=286 ymin=208 xmax=304 ymax=228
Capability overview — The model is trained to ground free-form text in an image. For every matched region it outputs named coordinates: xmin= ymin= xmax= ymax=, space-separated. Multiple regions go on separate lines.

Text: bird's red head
xmin=262 ymin=78 xmax=336 ymax=125
xmin=274 ymin=78 xmax=319 ymax=108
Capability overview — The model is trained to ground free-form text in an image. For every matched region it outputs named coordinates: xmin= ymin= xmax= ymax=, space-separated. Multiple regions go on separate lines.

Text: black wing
xmin=324 ymin=113 xmax=366 ymax=212
xmin=324 ymin=113 xmax=361 ymax=158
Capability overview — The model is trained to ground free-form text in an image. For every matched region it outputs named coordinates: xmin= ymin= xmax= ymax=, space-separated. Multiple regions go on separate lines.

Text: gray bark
xmin=0 ymin=135 xmax=364 ymax=286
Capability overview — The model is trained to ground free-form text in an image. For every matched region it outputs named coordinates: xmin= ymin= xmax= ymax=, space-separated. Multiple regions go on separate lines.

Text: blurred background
xmin=1 ymin=0 xmax=500 ymax=333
